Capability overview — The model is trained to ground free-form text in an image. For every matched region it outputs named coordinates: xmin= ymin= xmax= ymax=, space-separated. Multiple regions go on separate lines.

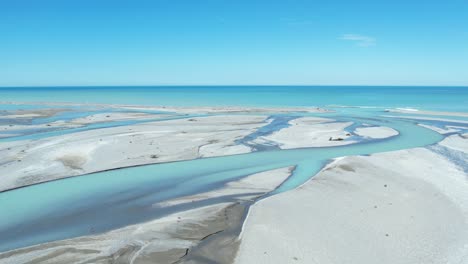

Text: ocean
xmin=1 ymin=86 xmax=467 ymax=111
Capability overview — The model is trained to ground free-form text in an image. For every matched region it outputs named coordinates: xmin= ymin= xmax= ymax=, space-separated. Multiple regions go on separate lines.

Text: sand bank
xmin=0 ymin=109 xmax=410 ymax=191
xmin=0 ymin=122 xmax=80 ymax=132
xmin=68 ymin=111 xmax=170 ymax=125
xmin=0 ymin=115 xmax=268 ymax=191
xmin=121 ymin=105 xmax=331 ymax=115
xmin=0 ymin=101 xmax=331 ymax=114
xmin=418 ymin=124 xmax=466 ymax=135
xmin=0 ymin=167 xmax=293 ymax=264
xmin=1 ymin=108 xmax=69 ymax=119
xmin=251 ymin=117 xmax=355 ymax=148
xmin=0 ymin=111 xmax=170 ymax=131
xmin=384 ymin=115 xmax=468 ymax=124
xmin=387 ymin=108 xmax=468 ymax=117
xmin=235 ymin=135 xmax=468 ymax=264
xmin=354 ymin=126 xmax=399 ymax=139
xmin=439 ymin=133 xmax=468 ymax=153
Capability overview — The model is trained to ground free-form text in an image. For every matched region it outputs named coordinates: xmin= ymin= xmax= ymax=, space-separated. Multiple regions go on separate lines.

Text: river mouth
xmin=0 ymin=102 xmax=465 ymax=256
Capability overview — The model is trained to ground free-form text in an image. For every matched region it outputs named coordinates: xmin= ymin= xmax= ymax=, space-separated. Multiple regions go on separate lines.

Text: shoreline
xmin=0 ymin=101 xmax=332 ymax=114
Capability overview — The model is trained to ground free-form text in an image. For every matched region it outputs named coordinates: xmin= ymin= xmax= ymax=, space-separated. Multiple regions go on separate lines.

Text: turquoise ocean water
xmin=1 ymin=86 xmax=468 ymax=111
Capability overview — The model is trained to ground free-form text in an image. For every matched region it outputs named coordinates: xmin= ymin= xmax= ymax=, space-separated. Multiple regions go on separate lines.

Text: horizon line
xmin=1 ymin=84 xmax=468 ymax=88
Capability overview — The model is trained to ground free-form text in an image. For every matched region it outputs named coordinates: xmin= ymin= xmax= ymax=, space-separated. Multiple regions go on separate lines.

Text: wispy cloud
xmin=340 ymin=34 xmax=376 ymax=47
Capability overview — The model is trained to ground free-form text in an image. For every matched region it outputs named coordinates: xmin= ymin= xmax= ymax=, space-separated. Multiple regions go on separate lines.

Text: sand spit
xmin=0 ymin=167 xmax=294 ymax=264
xmin=235 ymin=135 xmax=468 ymax=264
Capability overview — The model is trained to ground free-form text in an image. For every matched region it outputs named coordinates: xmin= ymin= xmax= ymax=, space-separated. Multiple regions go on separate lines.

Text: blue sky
xmin=1 ymin=0 xmax=468 ymax=86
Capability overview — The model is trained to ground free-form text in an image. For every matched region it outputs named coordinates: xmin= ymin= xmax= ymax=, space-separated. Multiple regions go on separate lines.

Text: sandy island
xmin=235 ymin=134 xmax=468 ymax=264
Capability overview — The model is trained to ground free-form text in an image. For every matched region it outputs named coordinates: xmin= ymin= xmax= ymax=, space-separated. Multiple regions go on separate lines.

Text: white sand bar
xmin=236 ymin=136 xmax=468 ymax=264
xmin=68 ymin=111 xmax=168 ymax=125
xmin=156 ymin=166 xmax=295 ymax=208
xmin=354 ymin=126 xmax=399 ymax=139
xmin=387 ymin=108 xmax=468 ymax=117
xmin=383 ymin=115 xmax=468 ymax=124
xmin=0 ymin=115 xmax=268 ymax=191
xmin=252 ymin=117 xmax=355 ymax=148
xmin=439 ymin=134 xmax=468 ymax=153
xmin=0 ymin=112 xmax=166 ymax=133
xmin=418 ymin=124 xmax=463 ymax=135
xmin=0 ymin=101 xmax=331 ymax=114
xmin=121 ymin=105 xmax=331 ymax=115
